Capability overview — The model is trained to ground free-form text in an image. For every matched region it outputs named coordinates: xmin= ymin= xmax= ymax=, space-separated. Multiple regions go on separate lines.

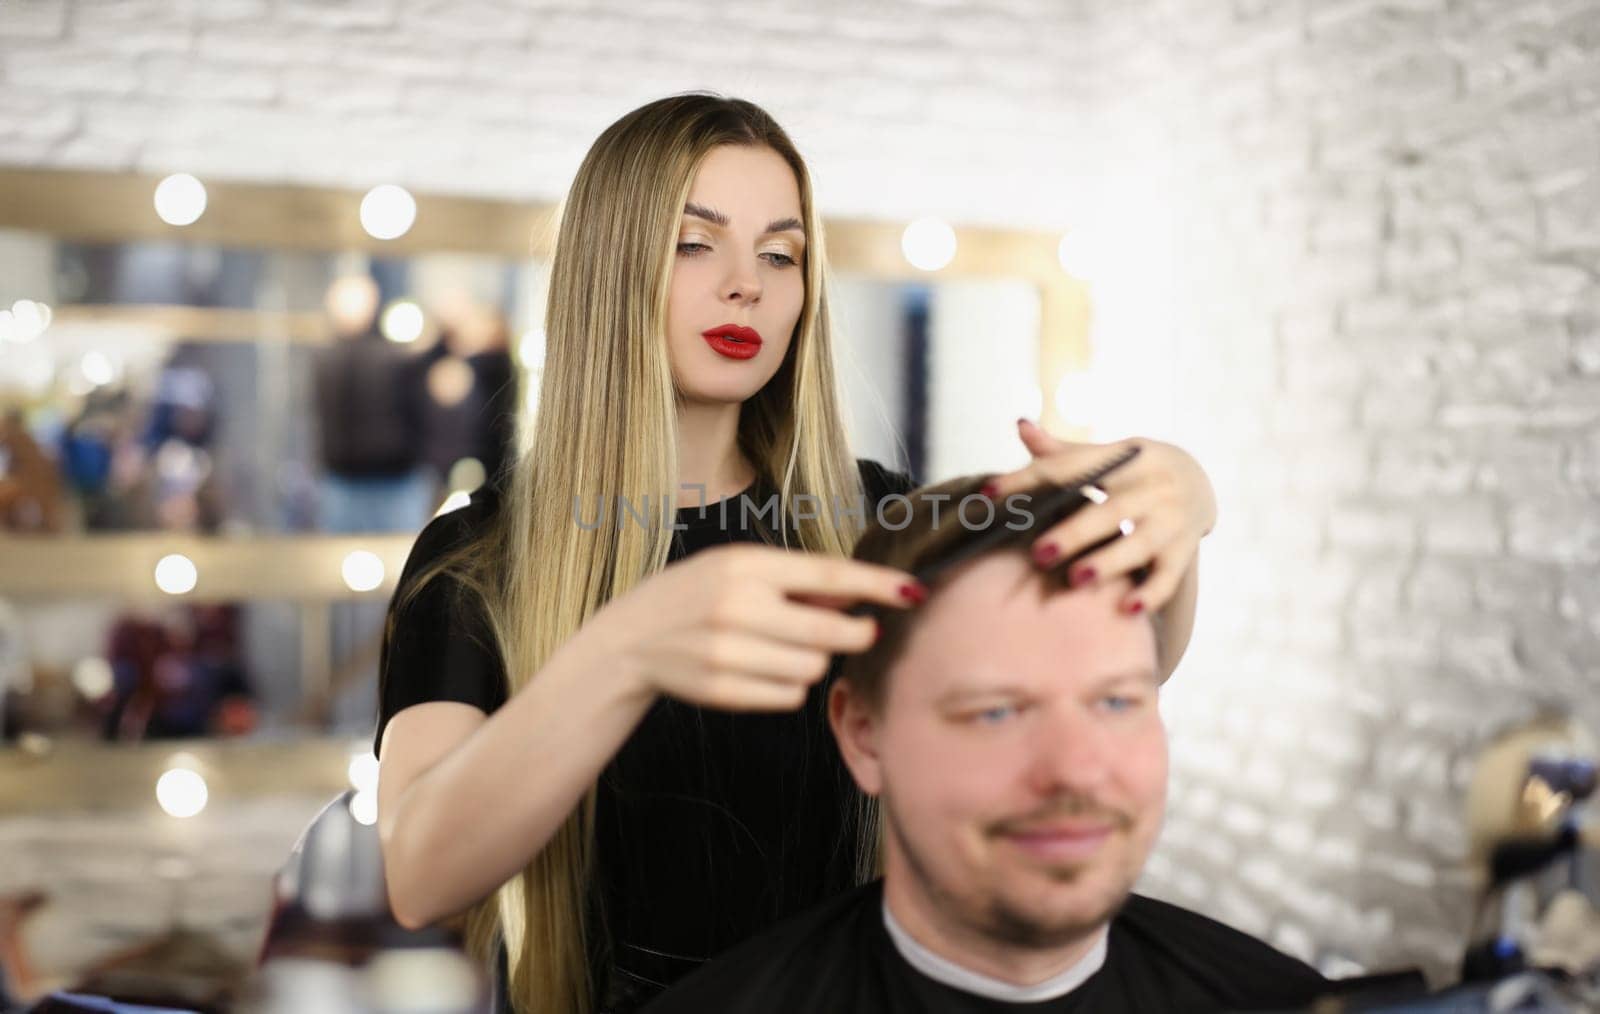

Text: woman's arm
xmin=378 ymin=544 xmax=915 ymax=929
xmin=378 ymin=632 xmax=653 ymax=929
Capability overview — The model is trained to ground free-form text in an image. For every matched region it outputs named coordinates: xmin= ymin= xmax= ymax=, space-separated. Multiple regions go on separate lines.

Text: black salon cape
xmin=375 ymin=459 xmax=915 ymax=1012
xmin=644 ymin=881 xmax=1331 ymax=1014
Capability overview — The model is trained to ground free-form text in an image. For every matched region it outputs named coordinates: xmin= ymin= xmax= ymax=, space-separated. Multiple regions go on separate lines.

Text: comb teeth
xmin=910 ymin=444 xmax=1145 ymax=586
xmin=1059 ymin=443 xmax=1141 ymax=495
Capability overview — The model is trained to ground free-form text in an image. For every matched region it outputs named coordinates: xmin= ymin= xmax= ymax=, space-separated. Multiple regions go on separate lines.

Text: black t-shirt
xmin=375 ymin=458 xmax=916 ymax=1011
xmin=644 ymin=880 xmax=1332 ymax=1013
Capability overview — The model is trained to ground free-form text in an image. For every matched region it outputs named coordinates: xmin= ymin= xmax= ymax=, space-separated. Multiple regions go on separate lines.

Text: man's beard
xmin=885 ymin=794 xmax=1137 ymax=951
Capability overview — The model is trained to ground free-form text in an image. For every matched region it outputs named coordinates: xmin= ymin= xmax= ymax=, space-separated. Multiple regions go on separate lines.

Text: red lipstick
xmin=702 ymin=324 xmax=763 ymax=361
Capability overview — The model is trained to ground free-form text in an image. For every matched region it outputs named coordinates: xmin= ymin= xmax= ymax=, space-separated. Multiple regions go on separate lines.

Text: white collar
xmin=881 ymin=897 xmax=1109 ymax=1003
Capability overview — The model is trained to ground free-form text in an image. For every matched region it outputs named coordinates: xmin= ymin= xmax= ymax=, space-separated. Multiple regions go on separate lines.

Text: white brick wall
xmin=5 ymin=0 xmax=1599 ymax=991
xmin=1075 ymin=0 xmax=1600 ymax=985
xmin=0 ymin=0 xmax=1096 ymax=228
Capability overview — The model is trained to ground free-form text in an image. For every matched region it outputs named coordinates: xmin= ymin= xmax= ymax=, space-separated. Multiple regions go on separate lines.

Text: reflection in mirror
xmin=0 ymin=176 xmax=1061 ymax=745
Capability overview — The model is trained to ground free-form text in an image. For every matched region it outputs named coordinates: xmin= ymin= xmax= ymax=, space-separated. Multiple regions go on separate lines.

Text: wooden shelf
xmin=0 ymin=533 xmax=414 ymax=602
xmin=0 ymin=736 xmax=364 ymax=813
xmin=50 ymin=303 xmax=331 ymax=345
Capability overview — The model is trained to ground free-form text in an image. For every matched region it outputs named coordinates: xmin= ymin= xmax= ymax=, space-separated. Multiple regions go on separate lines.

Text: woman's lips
xmin=702 ymin=324 xmax=763 ymax=361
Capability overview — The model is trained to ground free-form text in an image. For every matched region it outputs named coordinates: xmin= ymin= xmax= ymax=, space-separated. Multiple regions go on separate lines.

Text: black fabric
xmin=313 ymin=330 xmax=428 ymax=478
xmin=644 ymin=880 xmax=1332 ymax=1014
xmin=375 ymin=458 xmax=916 ymax=1011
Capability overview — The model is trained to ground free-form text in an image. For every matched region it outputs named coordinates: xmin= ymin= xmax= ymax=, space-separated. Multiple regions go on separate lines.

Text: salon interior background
xmin=2 ymin=0 xmax=1598 ymax=989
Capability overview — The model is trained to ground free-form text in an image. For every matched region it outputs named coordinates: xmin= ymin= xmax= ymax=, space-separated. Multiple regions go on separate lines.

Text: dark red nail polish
xmin=900 ymin=582 xmax=928 ymax=605
xmin=1124 ymin=600 xmax=1145 ymax=615
xmin=1033 ymin=542 xmax=1060 ymax=566
xmin=1072 ymin=566 xmax=1096 ymax=587
xmin=980 ymin=482 xmax=999 ymax=499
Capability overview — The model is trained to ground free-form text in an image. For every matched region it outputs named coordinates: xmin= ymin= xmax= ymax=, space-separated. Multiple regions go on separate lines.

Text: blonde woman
xmin=374 ymin=94 xmax=1218 ymax=1014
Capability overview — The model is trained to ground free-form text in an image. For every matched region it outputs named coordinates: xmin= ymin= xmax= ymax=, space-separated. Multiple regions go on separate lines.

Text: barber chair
xmin=246 ymin=790 xmax=491 ymax=1014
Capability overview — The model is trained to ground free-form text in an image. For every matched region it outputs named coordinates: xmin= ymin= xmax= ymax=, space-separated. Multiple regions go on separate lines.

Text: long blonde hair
xmin=392 ymin=94 xmax=870 ymax=1013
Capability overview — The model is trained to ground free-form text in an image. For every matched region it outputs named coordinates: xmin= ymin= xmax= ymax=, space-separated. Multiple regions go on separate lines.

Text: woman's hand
xmin=584 ymin=545 xmax=923 ymax=712
xmin=983 ymin=418 xmax=1216 ymax=615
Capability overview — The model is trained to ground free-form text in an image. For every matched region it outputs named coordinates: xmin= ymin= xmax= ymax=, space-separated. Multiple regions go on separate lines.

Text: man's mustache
xmin=986 ymin=797 xmax=1134 ymax=837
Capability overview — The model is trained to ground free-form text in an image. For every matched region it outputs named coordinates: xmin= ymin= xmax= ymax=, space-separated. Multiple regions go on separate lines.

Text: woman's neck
xmin=676 ymin=399 xmax=755 ymax=503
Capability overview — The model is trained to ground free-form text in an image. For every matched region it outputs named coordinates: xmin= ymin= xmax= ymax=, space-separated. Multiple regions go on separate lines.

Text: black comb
xmin=848 ymin=444 xmax=1145 ymax=618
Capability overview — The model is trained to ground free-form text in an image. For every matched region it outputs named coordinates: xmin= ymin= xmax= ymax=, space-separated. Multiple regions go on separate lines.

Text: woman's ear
xmin=828 ymin=678 xmax=884 ymax=796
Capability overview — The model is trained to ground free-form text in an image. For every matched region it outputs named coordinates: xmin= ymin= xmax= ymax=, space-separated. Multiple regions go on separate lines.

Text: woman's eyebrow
xmin=683 ymin=202 xmax=805 ymax=237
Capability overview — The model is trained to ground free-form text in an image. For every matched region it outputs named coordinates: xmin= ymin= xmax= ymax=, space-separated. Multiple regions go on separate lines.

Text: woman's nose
xmin=721 ymin=259 xmax=763 ymax=305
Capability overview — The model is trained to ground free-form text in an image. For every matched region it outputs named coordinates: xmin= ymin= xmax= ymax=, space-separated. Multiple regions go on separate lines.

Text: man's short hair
xmin=839 ymin=473 xmax=1163 ymax=710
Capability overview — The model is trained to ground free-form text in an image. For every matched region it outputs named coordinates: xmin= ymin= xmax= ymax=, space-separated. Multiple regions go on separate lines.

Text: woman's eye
xmin=760 ymin=251 xmax=798 ymax=267
xmin=676 ymin=242 xmax=710 ymax=256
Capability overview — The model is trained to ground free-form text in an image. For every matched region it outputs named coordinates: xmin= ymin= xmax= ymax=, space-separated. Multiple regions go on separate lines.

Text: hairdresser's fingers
xmin=690 ymin=671 xmax=814 ymax=712
xmin=723 ymin=547 xmax=923 ymax=609
xmin=1016 ymin=416 xmax=1074 ymax=457
xmin=1060 ymin=511 xmax=1185 ymax=603
xmin=698 ymin=628 xmax=835 ymax=686
xmin=1028 ymin=482 xmax=1164 ymax=573
xmin=1116 ymin=538 xmax=1195 ymax=615
xmin=738 ymin=595 xmax=879 ymax=654
xmin=985 ymin=435 xmax=1144 ymax=502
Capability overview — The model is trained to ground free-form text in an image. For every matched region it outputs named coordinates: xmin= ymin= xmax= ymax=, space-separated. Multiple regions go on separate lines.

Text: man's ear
xmin=828 ymin=678 xmax=884 ymax=796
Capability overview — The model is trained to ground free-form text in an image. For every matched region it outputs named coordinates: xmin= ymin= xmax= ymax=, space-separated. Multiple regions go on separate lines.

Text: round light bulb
xmin=154 ymin=554 xmax=198 ymax=595
xmin=10 ymin=300 xmax=51 ymax=342
xmin=341 ymin=550 xmax=385 ymax=593
xmin=80 ymin=350 xmax=116 ymax=387
xmin=517 ymin=328 xmax=547 ymax=368
xmin=1058 ymin=230 xmax=1095 ymax=279
xmin=156 ymin=767 xmax=209 ymax=818
xmin=360 ymin=184 xmax=417 ymax=240
xmin=901 ymin=218 xmax=957 ymax=272
xmin=349 ymin=788 xmax=378 ymax=826
xmin=71 ymin=657 xmax=114 ymax=700
xmin=380 ymin=301 xmax=424 ymax=344
xmin=347 ymin=751 xmax=380 ymax=794
xmin=154 ymin=173 xmax=208 ymax=227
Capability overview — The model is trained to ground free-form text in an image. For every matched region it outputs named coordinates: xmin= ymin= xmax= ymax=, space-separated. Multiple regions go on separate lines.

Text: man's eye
xmin=676 ymin=242 xmax=710 ymax=255
xmin=973 ymin=704 xmax=1020 ymax=725
xmin=1101 ymin=695 xmax=1141 ymax=713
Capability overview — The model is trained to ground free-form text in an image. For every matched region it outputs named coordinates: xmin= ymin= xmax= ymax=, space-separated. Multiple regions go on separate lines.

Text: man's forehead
xmin=896 ymin=553 xmax=1157 ymax=694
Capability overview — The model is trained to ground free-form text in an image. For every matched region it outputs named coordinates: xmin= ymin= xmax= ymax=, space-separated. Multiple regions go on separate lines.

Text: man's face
xmin=832 ymin=553 xmax=1167 ymax=949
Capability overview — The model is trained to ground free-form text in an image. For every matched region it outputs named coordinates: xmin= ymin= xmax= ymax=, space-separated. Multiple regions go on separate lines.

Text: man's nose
xmin=1027 ymin=707 xmax=1114 ymax=796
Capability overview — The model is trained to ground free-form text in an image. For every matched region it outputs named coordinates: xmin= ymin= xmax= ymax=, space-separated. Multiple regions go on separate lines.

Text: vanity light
xmin=154 ymin=173 xmax=208 ymax=226
xmin=154 ymin=554 xmax=199 ymax=595
xmin=7 ymin=300 xmax=52 ymax=342
xmin=341 ymin=550 xmax=385 ymax=593
xmin=156 ymin=766 xmax=209 ymax=818
xmin=360 ymin=184 xmax=417 ymax=240
xmin=380 ymin=301 xmax=424 ymax=344
xmin=901 ymin=218 xmax=957 ymax=272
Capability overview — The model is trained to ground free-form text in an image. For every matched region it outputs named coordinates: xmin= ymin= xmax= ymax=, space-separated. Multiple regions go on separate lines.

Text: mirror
xmin=0 ymin=169 xmax=1079 ymax=744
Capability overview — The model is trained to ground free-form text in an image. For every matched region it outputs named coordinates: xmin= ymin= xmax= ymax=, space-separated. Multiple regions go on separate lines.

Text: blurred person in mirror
xmin=647 ymin=476 xmax=1327 ymax=1013
xmin=101 ymin=604 xmax=257 ymax=740
xmin=314 ymin=273 xmax=431 ymax=533
xmin=420 ymin=294 xmax=518 ymax=496
xmin=0 ymin=410 xmax=66 ymax=533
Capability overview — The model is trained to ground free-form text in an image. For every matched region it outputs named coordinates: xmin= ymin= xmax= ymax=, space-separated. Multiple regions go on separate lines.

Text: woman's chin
xmin=675 ymin=374 xmax=778 ymax=408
